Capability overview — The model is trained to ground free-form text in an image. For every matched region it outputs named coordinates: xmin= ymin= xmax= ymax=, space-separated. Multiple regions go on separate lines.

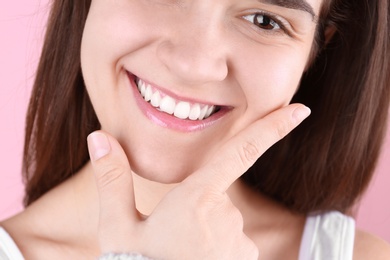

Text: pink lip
xmin=127 ymin=73 xmax=230 ymax=132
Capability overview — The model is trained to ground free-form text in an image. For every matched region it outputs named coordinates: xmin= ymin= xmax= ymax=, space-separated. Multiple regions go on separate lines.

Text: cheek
xmin=81 ymin=2 xmax=152 ymax=67
xmin=80 ymin=1 xmax=160 ymax=127
xmin=81 ymin=0 xmax=176 ymax=63
xmin=236 ymin=45 xmax=308 ymax=113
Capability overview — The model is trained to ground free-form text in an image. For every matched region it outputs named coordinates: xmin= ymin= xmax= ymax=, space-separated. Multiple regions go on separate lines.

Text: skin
xmin=80 ymin=0 xmax=319 ymax=183
xmin=1 ymin=0 xmax=390 ymax=259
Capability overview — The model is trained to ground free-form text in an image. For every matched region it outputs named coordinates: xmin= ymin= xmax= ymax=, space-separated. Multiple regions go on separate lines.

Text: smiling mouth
xmin=135 ymin=77 xmax=221 ymax=121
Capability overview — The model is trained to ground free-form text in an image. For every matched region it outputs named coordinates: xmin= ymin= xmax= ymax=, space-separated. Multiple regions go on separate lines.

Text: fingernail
xmin=292 ymin=106 xmax=311 ymax=123
xmin=87 ymin=132 xmax=111 ymax=161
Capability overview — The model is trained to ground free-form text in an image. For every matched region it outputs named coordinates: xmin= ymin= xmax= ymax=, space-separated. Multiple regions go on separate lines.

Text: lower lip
xmin=128 ymin=73 xmax=228 ymax=132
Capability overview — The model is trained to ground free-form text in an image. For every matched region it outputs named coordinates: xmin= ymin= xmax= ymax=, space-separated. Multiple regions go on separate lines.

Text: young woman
xmin=1 ymin=0 xmax=390 ymax=259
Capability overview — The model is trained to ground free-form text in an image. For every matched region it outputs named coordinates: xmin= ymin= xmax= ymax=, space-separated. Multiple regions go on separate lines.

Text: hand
xmin=87 ymin=104 xmax=311 ymax=260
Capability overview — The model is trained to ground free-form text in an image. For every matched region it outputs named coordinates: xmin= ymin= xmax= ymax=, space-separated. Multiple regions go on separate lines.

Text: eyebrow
xmin=259 ymin=0 xmax=316 ymax=19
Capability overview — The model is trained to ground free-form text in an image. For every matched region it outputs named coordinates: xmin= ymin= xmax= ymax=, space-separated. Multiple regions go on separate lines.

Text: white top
xmin=0 ymin=211 xmax=355 ymax=260
xmin=0 ymin=227 xmax=24 ymax=260
xmin=299 ymin=211 xmax=355 ymax=260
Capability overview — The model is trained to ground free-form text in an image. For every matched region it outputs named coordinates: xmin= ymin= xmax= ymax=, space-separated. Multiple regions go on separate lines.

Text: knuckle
xmin=274 ymin=119 xmax=293 ymax=139
xmin=238 ymin=139 xmax=262 ymax=168
xmin=185 ymin=188 xmax=219 ymax=219
xmin=195 ymin=189 xmax=223 ymax=211
xmin=97 ymin=163 xmax=126 ymax=189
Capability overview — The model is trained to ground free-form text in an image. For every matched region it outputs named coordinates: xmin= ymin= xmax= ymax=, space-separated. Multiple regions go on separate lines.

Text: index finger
xmin=184 ymin=104 xmax=311 ymax=193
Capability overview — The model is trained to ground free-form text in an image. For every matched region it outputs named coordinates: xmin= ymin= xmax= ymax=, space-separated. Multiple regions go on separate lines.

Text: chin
xmin=131 ymin=163 xmax=192 ymax=184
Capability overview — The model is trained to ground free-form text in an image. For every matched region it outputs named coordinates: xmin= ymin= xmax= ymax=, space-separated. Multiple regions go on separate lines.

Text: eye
xmin=243 ymin=12 xmax=285 ymax=32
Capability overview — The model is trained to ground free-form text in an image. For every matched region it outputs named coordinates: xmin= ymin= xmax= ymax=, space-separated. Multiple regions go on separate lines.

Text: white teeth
xmin=205 ymin=106 xmax=214 ymax=118
xmin=151 ymin=91 xmax=161 ymax=107
xmin=136 ymin=79 xmax=218 ymax=120
xmin=189 ymin=104 xmax=201 ymax=120
xmin=140 ymin=81 xmax=146 ymax=97
xmin=174 ymin=102 xmax=191 ymax=119
xmin=199 ymin=106 xmax=208 ymax=120
xmin=160 ymin=96 xmax=176 ymax=115
xmin=145 ymin=85 xmax=153 ymax=102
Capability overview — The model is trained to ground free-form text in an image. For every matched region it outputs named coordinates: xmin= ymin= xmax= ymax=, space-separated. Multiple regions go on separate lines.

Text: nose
xmin=157 ymin=14 xmax=228 ymax=85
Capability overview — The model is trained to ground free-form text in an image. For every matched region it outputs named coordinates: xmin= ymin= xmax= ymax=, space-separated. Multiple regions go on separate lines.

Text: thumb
xmin=87 ymin=131 xmax=140 ymax=229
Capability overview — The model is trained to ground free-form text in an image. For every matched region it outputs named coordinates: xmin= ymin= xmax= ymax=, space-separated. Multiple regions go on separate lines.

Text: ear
xmin=324 ymin=24 xmax=337 ymax=46
xmin=304 ymin=24 xmax=337 ymax=72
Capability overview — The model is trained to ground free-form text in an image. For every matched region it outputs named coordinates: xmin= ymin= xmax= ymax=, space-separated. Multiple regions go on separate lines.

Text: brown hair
xmin=23 ymin=0 xmax=97 ymax=205
xmin=23 ymin=0 xmax=390 ymax=215
xmin=242 ymin=0 xmax=390 ymax=213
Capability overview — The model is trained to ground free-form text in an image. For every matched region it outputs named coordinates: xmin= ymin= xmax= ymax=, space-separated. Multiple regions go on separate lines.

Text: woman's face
xmin=81 ymin=0 xmax=322 ymax=183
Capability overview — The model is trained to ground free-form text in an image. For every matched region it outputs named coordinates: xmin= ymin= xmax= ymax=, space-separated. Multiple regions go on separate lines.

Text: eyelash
xmin=243 ymin=11 xmax=290 ymax=36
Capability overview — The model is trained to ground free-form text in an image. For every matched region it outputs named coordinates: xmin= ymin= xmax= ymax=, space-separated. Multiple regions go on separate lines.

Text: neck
xmin=132 ymin=170 xmax=179 ymax=215
xmin=18 ymin=161 xmax=303 ymax=252
xmin=69 ymin=162 xmax=180 ymax=223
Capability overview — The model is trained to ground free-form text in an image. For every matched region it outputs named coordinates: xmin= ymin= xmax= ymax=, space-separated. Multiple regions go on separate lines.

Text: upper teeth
xmin=136 ymin=79 xmax=217 ymax=120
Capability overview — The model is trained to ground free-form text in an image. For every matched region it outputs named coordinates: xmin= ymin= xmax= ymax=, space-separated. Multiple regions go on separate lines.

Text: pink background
xmin=1 ymin=0 xmax=389 ymax=243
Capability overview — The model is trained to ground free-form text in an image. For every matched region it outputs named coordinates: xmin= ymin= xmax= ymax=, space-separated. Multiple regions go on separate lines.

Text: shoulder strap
xmin=299 ymin=211 xmax=355 ymax=260
xmin=0 ymin=227 xmax=24 ymax=260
